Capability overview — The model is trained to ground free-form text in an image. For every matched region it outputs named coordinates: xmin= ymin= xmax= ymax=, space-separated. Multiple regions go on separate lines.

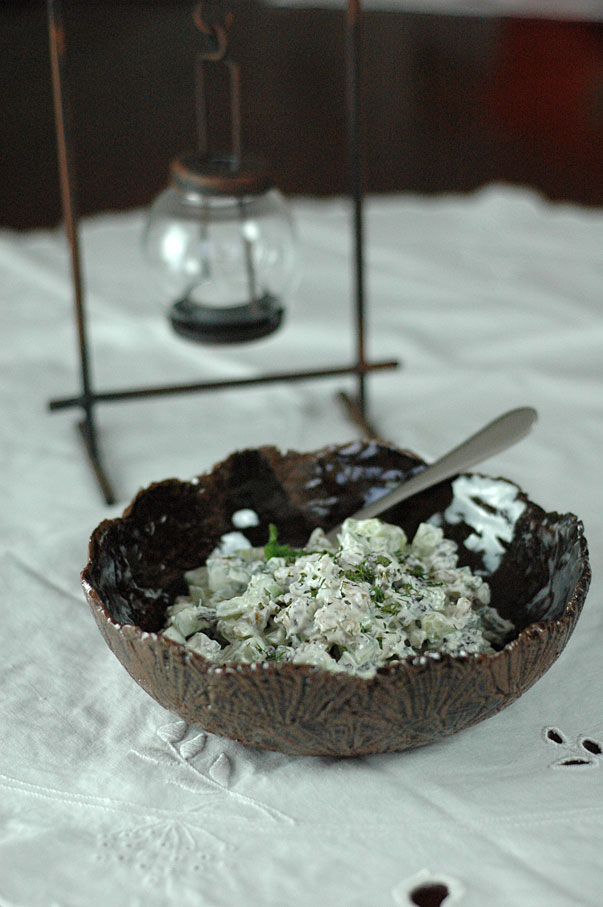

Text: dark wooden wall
xmin=2 ymin=1 xmax=603 ymax=229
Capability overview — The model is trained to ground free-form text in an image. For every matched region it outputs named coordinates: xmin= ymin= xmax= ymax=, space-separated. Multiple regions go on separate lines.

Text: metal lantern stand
xmin=46 ymin=0 xmax=399 ymax=505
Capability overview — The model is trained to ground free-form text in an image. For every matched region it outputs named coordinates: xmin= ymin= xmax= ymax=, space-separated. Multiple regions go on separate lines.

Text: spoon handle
xmin=325 ymin=407 xmax=537 ymax=544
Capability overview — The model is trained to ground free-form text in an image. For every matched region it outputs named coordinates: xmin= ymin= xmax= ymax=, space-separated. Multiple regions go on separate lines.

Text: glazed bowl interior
xmin=82 ymin=441 xmax=590 ymax=756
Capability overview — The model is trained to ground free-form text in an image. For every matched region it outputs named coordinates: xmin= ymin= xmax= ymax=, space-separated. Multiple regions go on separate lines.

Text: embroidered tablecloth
xmin=1 ymin=186 xmax=602 ymax=906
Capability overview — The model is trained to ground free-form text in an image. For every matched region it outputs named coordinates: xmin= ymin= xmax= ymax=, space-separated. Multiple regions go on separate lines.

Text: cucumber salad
xmin=160 ymin=517 xmax=513 ymax=677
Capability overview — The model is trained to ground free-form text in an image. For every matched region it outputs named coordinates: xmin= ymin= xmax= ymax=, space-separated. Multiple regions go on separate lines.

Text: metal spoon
xmin=325 ymin=406 xmax=537 ymax=545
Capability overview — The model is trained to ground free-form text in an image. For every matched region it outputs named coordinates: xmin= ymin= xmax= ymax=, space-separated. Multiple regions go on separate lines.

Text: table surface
xmin=1 ymin=186 xmax=602 ymax=907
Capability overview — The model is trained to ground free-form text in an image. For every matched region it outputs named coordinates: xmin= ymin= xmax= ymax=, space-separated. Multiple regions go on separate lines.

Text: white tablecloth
xmin=1 ymin=186 xmax=602 ymax=907
xmin=269 ymin=0 xmax=603 ymax=21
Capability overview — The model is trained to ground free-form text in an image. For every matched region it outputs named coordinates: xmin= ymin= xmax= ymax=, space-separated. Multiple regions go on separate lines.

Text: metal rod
xmin=193 ymin=6 xmax=240 ymax=167
xmin=48 ymin=359 xmax=399 ymax=410
xmin=195 ymin=52 xmax=209 ymax=157
xmin=47 ymin=0 xmax=110 ymax=481
xmin=238 ymin=199 xmax=259 ymax=311
xmin=346 ymin=0 xmax=367 ymax=419
xmin=47 ymin=1 xmax=93 ymax=420
xmin=228 ymin=58 xmax=242 ymax=168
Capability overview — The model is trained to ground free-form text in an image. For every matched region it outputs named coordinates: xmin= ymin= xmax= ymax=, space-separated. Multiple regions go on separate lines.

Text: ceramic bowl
xmin=82 ymin=441 xmax=591 ymax=757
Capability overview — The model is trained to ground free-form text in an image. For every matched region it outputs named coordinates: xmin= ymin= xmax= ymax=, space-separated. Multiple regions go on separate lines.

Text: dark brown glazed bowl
xmin=82 ymin=442 xmax=591 ymax=757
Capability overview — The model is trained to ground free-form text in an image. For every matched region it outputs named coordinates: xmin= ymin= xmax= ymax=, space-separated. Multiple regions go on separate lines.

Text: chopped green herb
xmin=310 ymin=577 xmax=326 ymax=598
xmin=371 ymin=584 xmax=385 ymax=603
xmin=264 ymin=523 xmax=304 ymax=562
xmin=345 ymin=563 xmax=376 ymax=585
xmin=267 ymin=649 xmax=287 ymax=662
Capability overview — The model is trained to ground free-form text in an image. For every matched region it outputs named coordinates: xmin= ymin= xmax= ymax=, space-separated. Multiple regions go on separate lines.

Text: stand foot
xmin=77 ymin=420 xmax=116 ymax=505
xmin=338 ymin=390 xmax=379 ymax=439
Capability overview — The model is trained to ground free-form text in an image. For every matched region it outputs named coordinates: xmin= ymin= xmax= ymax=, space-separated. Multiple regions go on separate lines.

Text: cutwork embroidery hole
xmin=393 ymin=870 xmax=464 ymax=906
xmin=409 ymin=883 xmax=451 ymax=906
xmin=544 ymin=726 xmax=602 ymax=768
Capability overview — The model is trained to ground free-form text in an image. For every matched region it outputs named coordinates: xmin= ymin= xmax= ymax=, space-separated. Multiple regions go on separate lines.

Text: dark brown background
xmin=3 ymin=1 xmax=603 ymax=230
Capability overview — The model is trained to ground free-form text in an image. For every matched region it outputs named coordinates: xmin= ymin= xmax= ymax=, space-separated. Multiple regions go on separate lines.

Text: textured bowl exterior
xmin=82 ymin=442 xmax=591 ymax=756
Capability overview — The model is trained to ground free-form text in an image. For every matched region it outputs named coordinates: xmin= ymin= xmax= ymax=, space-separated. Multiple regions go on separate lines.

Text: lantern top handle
xmin=193 ymin=1 xmax=234 ymax=62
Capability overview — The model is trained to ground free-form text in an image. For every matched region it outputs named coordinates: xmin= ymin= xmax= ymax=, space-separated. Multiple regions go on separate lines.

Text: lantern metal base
xmin=169 ymin=293 xmax=284 ymax=344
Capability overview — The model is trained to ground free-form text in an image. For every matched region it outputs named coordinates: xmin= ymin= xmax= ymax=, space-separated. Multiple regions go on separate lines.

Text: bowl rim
xmin=82 ymin=444 xmax=592 ymax=683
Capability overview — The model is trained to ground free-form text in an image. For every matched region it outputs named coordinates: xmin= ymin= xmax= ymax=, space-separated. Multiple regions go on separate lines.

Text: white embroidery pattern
xmin=95 ymin=815 xmax=230 ymax=886
xmin=130 ymin=719 xmax=295 ymax=824
xmin=0 ymin=716 xmax=295 ymax=900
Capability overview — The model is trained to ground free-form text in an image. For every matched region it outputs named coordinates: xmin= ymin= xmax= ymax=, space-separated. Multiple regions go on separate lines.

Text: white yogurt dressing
xmin=443 ymin=475 xmax=526 ymax=573
xmin=161 ymin=517 xmax=513 ymax=677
